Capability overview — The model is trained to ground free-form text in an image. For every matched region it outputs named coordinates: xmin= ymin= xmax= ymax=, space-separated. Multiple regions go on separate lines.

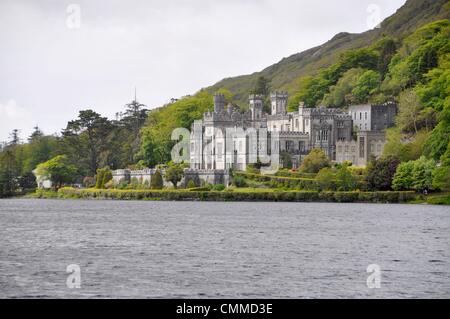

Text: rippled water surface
xmin=0 ymin=199 xmax=449 ymax=298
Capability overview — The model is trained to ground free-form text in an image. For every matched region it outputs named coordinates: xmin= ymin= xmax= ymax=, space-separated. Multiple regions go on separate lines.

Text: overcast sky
xmin=0 ymin=0 xmax=407 ymax=142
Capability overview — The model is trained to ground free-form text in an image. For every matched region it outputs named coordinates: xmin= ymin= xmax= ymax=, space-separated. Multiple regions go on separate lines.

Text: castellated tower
xmin=270 ymin=91 xmax=288 ymax=115
xmin=214 ymin=93 xmax=226 ymax=113
xmin=249 ymin=94 xmax=264 ymax=120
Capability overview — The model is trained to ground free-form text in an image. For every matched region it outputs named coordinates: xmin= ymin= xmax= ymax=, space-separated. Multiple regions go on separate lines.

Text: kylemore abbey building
xmin=113 ymin=92 xmax=397 ymax=186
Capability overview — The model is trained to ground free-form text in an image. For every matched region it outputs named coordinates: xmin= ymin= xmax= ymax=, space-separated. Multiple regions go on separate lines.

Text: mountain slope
xmin=206 ymin=0 xmax=450 ymax=106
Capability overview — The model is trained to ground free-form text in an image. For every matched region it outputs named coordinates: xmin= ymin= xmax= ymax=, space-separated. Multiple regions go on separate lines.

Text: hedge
xmin=55 ymin=187 xmax=418 ymax=203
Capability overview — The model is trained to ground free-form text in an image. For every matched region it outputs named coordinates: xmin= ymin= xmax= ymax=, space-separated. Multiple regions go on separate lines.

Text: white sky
xmin=0 ymin=0 xmax=407 ymax=142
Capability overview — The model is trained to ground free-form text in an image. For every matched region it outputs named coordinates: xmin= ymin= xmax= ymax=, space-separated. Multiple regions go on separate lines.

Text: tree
xmin=280 ymin=152 xmax=293 ymax=169
xmin=351 ymin=70 xmax=381 ymax=103
xmin=0 ymin=147 xmax=20 ymax=196
xmin=62 ymin=110 xmax=113 ymax=176
xmin=252 ymin=76 xmax=270 ymax=96
xmin=366 ymin=156 xmax=401 ymax=190
xmin=95 ymin=167 xmax=112 ymax=189
xmin=151 ymin=170 xmax=164 ymax=189
xmin=315 ymin=167 xmax=335 ymax=191
xmin=433 ymin=142 xmax=450 ymax=191
xmin=396 ymin=90 xmax=424 ymax=134
xmin=392 ymin=157 xmax=436 ymax=192
xmin=35 ymin=155 xmax=77 ymax=190
xmin=9 ymin=129 xmax=21 ymax=146
xmin=252 ymin=76 xmax=271 ymax=113
xmin=336 ymin=164 xmax=357 ymax=191
xmin=392 ymin=161 xmax=415 ymax=191
xmin=165 ymin=163 xmax=184 ymax=189
xmin=322 ymin=68 xmax=363 ymax=107
xmin=300 ymin=149 xmax=330 ymax=173
xmin=411 ymin=156 xmax=436 ymax=192
xmin=376 ymin=37 xmax=397 ymax=78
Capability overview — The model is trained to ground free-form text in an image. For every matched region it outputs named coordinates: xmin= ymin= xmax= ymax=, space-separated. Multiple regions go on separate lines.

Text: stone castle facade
xmin=113 ymin=92 xmax=397 ymax=186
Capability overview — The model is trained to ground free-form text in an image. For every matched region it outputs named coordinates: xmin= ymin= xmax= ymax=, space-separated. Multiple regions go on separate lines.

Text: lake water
xmin=0 ymin=199 xmax=449 ymax=299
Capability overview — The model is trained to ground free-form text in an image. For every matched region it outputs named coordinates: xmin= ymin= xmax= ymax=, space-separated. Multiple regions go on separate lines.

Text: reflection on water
xmin=0 ymin=199 xmax=449 ymax=298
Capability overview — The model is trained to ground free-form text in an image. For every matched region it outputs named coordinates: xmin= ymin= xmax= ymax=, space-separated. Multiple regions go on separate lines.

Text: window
xmin=359 ymin=137 xmax=365 ymax=158
xmin=338 ymin=145 xmax=343 ymax=153
xmin=286 ymin=140 xmax=294 ymax=151
xmin=295 ymin=119 xmax=299 ymax=128
xmin=365 ymin=112 xmax=368 ymax=120
xmin=273 ymin=125 xmax=277 ymax=131
xmin=360 ymin=112 xmax=362 ymax=120
xmin=345 ymin=145 xmax=349 ymax=153
xmin=299 ymin=141 xmax=305 ymax=152
xmin=217 ymin=143 xmax=223 ymax=159
xmin=239 ymin=141 xmax=243 ymax=152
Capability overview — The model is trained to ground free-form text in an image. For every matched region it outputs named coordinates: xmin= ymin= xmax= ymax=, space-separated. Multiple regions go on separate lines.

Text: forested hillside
xmin=1 ymin=0 xmax=449 ymax=197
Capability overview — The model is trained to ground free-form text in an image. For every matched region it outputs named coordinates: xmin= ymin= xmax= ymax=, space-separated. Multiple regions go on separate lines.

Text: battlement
xmin=249 ymin=94 xmax=264 ymax=101
xmin=270 ymin=91 xmax=288 ymax=99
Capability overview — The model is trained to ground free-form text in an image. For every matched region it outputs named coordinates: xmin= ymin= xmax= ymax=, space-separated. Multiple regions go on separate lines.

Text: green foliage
xmin=383 ymin=128 xmax=430 ymax=162
xmin=433 ymin=142 xmax=450 ymax=190
xmin=315 ymin=168 xmax=335 ymax=191
xmin=300 ymin=149 xmax=330 ymax=173
xmin=336 ymin=164 xmax=358 ymax=191
xmin=212 ymin=184 xmax=226 ymax=191
xmin=366 ymin=156 xmax=401 ymax=190
xmin=186 ymin=179 xmax=197 ymax=189
xmin=351 ymin=70 xmax=381 ymax=103
xmin=95 ymin=167 xmax=112 ymax=189
xmin=57 ymin=187 xmax=419 ymax=204
xmin=62 ymin=110 xmax=113 ymax=176
xmin=232 ymin=175 xmax=248 ymax=188
xmin=322 ymin=68 xmax=364 ymax=107
xmin=393 ymin=156 xmax=436 ymax=191
xmin=392 ymin=161 xmax=415 ymax=190
xmin=149 ymin=169 xmax=163 ymax=189
xmin=424 ymin=100 xmax=450 ymax=160
xmin=164 ymin=163 xmax=184 ymax=189
xmin=280 ymin=152 xmax=293 ymax=169
xmin=140 ymin=91 xmax=213 ymax=167
xmin=35 ymin=155 xmax=77 ymax=190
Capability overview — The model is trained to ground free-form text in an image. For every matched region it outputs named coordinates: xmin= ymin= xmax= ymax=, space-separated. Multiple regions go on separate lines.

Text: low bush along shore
xmin=25 ymin=187 xmax=433 ymax=204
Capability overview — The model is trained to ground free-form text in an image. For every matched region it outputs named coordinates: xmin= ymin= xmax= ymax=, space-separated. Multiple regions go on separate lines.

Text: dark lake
xmin=0 ymin=199 xmax=449 ymax=298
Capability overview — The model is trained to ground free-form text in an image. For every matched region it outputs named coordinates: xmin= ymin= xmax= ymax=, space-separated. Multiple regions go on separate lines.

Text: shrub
xmin=393 ymin=157 xmax=436 ymax=192
xmin=366 ymin=156 xmax=400 ymax=190
xmin=316 ymin=168 xmax=335 ymax=191
xmin=151 ymin=170 xmax=164 ymax=189
xmin=104 ymin=180 xmax=114 ymax=189
xmin=300 ymin=149 xmax=330 ymax=173
xmin=232 ymin=175 xmax=248 ymax=188
xmin=336 ymin=165 xmax=358 ymax=191
xmin=83 ymin=176 xmax=95 ymax=188
xmin=186 ymin=180 xmax=197 ymax=189
xmin=212 ymin=184 xmax=226 ymax=191
xmin=95 ymin=167 xmax=112 ymax=189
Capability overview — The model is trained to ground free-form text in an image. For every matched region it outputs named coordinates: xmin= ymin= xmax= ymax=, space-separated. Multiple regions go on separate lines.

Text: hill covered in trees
xmin=1 ymin=0 xmax=449 ymax=197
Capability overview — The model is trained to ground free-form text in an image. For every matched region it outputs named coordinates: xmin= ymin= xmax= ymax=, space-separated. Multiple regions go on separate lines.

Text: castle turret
xmin=270 ymin=91 xmax=288 ymax=115
xmin=249 ymin=94 xmax=263 ymax=120
xmin=214 ymin=93 xmax=226 ymax=113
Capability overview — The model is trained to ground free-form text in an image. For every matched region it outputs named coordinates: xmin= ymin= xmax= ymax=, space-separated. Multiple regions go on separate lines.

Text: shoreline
xmin=23 ymin=187 xmax=449 ymax=205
